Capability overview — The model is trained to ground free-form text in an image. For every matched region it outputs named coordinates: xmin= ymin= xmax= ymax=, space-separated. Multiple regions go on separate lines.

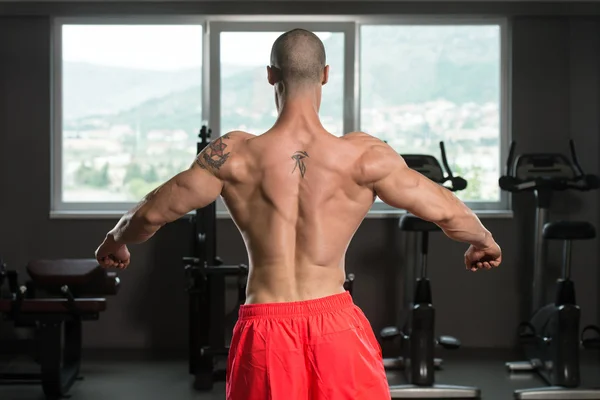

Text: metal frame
xmin=51 ymin=15 xmax=510 ymax=215
xmin=51 ymin=16 xmax=207 ymax=213
xmin=207 ymin=20 xmax=357 ymax=137
xmin=365 ymin=17 xmax=510 ymax=212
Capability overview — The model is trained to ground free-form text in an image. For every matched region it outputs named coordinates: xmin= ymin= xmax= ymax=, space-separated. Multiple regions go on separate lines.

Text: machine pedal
xmin=437 ymin=335 xmax=460 ymax=349
xmin=200 ymin=346 xmax=230 ymax=357
xmin=517 ymin=321 xmax=537 ymax=344
xmin=506 ymin=360 xmax=535 ymax=372
xmin=380 ymin=326 xmax=401 ymax=340
xmin=383 ymin=357 xmax=404 ymax=370
xmin=581 ymin=325 xmax=600 ymax=349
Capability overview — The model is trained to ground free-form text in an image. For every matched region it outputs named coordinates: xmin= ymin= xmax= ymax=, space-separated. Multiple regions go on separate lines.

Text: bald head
xmin=270 ymin=29 xmax=326 ymax=87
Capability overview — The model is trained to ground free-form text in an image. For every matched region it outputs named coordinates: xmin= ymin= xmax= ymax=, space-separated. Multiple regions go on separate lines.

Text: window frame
xmin=51 ymin=15 xmax=510 ymax=216
xmin=356 ymin=17 xmax=511 ymax=212
xmin=51 ymin=16 xmax=208 ymax=213
xmin=207 ymin=21 xmax=357 ymax=139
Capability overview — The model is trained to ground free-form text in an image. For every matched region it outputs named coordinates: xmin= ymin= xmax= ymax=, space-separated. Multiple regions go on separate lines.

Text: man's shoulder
xmin=222 ymin=130 xmax=256 ymax=143
xmin=342 ymin=131 xmax=376 ymax=141
xmin=347 ymin=132 xmax=405 ymax=182
xmin=341 ymin=131 xmax=390 ymax=156
xmin=195 ymin=131 xmax=255 ymax=175
xmin=342 ymin=131 xmax=387 ymax=149
xmin=218 ymin=131 xmax=256 ymax=157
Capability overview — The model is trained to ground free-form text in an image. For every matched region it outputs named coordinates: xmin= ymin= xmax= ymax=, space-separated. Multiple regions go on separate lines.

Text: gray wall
xmin=1 ymin=12 xmax=600 ymax=351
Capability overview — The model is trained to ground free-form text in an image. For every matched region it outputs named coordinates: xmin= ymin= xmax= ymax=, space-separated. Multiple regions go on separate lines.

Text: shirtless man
xmin=95 ymin=29 xmax=501 ymax=400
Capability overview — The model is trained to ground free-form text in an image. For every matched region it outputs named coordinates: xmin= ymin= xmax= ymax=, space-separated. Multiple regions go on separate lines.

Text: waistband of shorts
xmin=238 ymin=291 xmax=354 ymax=319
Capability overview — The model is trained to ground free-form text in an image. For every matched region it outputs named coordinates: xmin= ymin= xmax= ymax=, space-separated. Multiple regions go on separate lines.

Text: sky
xmin=62 ymin=25 xmax=333 ymax=70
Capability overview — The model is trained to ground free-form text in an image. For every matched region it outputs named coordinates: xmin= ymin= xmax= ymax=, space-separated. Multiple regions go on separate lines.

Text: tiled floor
xmin=0 ymin=349 xmax=599 ymax=400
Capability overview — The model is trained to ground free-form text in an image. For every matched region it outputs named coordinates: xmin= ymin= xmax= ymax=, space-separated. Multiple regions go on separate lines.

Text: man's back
xmin=216 ymin=128 xmax=379 ymax=303
xmin=95 ymin=28 xmax=501 ymax=400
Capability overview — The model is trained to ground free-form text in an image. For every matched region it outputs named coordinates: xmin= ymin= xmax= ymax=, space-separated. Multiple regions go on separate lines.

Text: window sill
xmin=50 ymin=209 xmax=513 ymax=220
xmin=365 ymin=209 xmax=513 ymax=219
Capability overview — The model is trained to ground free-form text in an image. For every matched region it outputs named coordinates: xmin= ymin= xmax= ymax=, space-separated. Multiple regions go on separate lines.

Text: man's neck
xmin=274 ymin=92 xmax=322 ymax=129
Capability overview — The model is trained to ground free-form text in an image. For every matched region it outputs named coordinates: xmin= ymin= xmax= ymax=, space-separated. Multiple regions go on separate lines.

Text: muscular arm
xmin=107 ymin=133 xmax=236 ymax=245
xmin=365 ymin=143 xmax=493 ymax=249
xmin=107 ymin=163 xmax=222 ymax=245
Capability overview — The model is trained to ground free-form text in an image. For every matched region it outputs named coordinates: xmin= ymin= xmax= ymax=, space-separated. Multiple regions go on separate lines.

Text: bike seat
xmin=399 ymin=215 xmax=441 ymax=232
xmin=542 ymin=221 xmax=596 ymax=240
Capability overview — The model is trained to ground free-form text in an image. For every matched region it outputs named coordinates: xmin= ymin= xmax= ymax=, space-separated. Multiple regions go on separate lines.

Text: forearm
xmin=438 ymin=205 xmax=492 ymax=248
xmin=107 ymin=196 xmax=164 ymax=245
xmin=108 ymin=212 xmax=161 ymax=245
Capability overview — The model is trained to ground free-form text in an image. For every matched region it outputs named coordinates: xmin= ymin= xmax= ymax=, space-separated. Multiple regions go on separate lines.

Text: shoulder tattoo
xmin=195 ymin=133 xmax=231 ymax=171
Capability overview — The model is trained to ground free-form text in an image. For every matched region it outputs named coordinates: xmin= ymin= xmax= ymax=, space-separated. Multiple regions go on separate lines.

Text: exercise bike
xmin=381 ymin=142 xmax=481 ymax=399
xmin=500 ymin=140 xmax=600 ymax=399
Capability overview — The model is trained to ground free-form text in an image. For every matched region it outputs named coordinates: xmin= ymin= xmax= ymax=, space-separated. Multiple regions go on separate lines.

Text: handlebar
xmin=440 ymin=142 xmax=453 ymax=179
xmin=439 ymin=141 xmax=468 ymax=192
xmin=569 ymin=139 xmax=585 ymax=178
xmin=499 ymin=140 xmax=600 ymax=193
xmin=505 ymin=141 xmax=516 ymax=176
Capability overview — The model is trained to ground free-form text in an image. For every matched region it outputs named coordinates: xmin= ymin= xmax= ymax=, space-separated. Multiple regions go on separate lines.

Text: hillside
xmin=64 ymin=27 xmax=500 ymax=133
xmin=63 ymin=62 xmax=202 ymax=120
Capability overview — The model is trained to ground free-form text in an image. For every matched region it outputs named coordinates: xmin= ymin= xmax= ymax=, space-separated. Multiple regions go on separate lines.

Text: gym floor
xmin=1 ymin=349 xmax=599 ymax=400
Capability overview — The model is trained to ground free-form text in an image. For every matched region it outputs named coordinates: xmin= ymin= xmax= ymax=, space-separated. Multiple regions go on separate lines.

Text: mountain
xmin=62 ymin=62 xmax=202 ymax=120
xmin=359 ymin=25 xmax=499 ymax=106
xmin=64 ymin=27 xmax=500 ymax=132
xmin=62 ymin=62 xmax=250 ymax=121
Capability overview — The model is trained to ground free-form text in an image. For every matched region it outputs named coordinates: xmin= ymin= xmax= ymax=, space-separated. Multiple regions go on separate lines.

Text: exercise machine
xmin=0 ymin=259 xmax=119 ymax=399
xmin=381 ymin=142 xmax=481 ymax=399
xmin=500 ymin=140 xmax=600 ymax=399
xmin=184 ymin=126 xmax=358 ymax=391
xmin=183 ymin=125 xmax=249 ymax=391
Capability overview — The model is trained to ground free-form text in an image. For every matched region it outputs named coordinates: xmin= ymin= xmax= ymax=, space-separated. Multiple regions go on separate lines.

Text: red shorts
xmin=226 ymin=292 xmax=390 ymax=400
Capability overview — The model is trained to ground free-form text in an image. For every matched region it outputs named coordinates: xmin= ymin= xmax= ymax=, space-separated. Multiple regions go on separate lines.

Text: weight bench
xmin=0 ymin=259 xmax=119 ymax=399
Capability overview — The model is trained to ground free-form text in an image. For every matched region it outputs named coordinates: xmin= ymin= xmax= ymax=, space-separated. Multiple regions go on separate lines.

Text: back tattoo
xmin=291 ymin=151 xmax=309 ymax=178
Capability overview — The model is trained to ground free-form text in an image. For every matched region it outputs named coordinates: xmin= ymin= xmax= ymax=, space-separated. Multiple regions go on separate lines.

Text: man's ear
xmin=267 ymin=66 xmax=281 ymax=86
xmin=322 ymin=65 xmax=329 ymax=85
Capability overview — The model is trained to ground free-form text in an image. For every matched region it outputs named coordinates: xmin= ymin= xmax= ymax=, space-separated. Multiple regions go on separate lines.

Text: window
xmin=219 ymin=31 xmax=345 ymax=136
xmin=52 ymin=18 xmax=508 ymax=215
xmin=54 ymin=21 xmax=204 ymax=210
xmin=360 ymin=24 xmax=505 ymax=206
xmin=208 ymin=22 xmax=354 ymax=142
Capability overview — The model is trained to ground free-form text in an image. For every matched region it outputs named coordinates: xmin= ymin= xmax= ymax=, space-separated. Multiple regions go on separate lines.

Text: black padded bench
xmin=0 ymin=259 xmax=118 ymax=399
xmin=0 ymin=298 xmax=106 ymax=313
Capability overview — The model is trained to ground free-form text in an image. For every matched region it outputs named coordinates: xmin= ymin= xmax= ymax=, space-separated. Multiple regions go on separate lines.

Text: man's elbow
xmin=134 ymin=209 xmax=167 ymax=231
xmin=432 ymin=208 xmax=454 ymax=226
xmin=436 ymin=206 xmax=474 ymax=229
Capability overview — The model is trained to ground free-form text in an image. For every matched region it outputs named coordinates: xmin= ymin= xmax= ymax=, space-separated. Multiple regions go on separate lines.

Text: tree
xmin=453 ymin=164 xmax=483 ymax=202
xmin=74 ymin=163 xmax=94 ymax=186
xmin=98 ymin=163 xmax=110 ymax=187
xmin=74 ymin=162 xmax=111 ymax=189
xmin=144 ymin=165 xmax=159 ymax=182
xmin=127 ymin=178 xmax=158 ymax=200
xmin=124 ymin=162 xmax=143 ymax=184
